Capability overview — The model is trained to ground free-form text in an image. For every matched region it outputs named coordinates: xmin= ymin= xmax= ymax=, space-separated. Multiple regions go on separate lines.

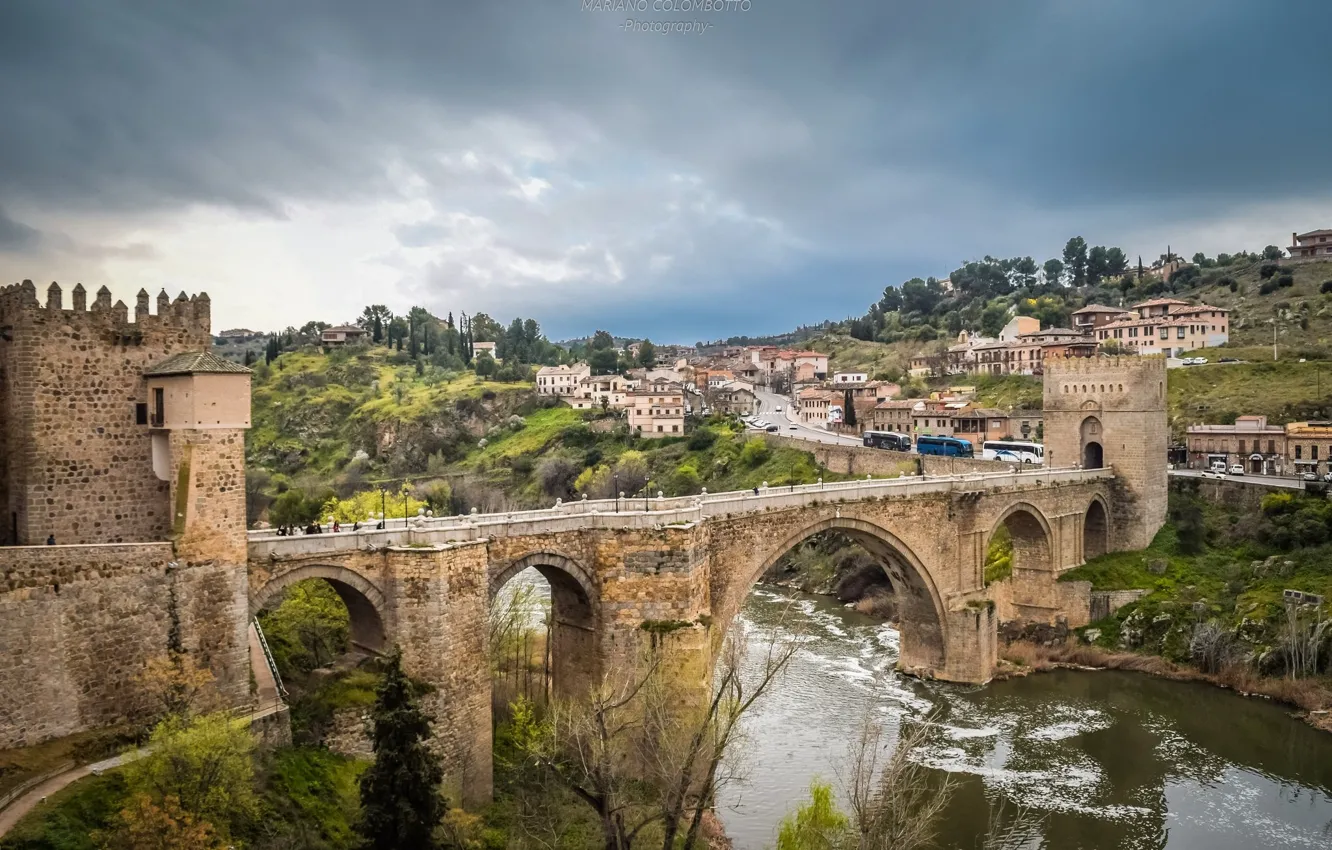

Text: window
xmin=1177 ymin=327 xmax=1185 ymax=339
xmin=1269 ymin=440 xmax=1276 ymax=454
xmin=135 ymin=403 xmax=148 ymax=425
xmin=1315 ymin=446 xmax=1321 ymax=461
xmin=1159 ymin=328 xmax=1168 ymax=339
xmin=1296 ymin=445 xmax=1303 ymax=459
xmin=152 ymin=387 xmax=165 ymax=426
xmin=1238 ymin=439 xmax=1245 ymax=454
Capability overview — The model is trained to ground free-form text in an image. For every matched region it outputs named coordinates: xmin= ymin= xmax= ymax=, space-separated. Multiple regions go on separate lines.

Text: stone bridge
xmin=247 ymin=465 xmax=1123 ymax=803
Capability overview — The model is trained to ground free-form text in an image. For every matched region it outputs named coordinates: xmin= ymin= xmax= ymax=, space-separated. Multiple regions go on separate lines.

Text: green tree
xmin=358 ymin=646 xmax=445 ymax=850
xmin=97 ymin=794 xmax=228 ymax=850
xmin=740 ymin=437 xmax=770 ymax=468
xmin=123 ymin=714 xmax=257 ymax=838
xmin=1063 ymin=237 xmax=1088 ymax=286
xmin=1086 ymin=245 xmax=1109 ymax=286
xmin=637 ymin=339 xmax=657 ymax=367
xmin=776 ymin=780 xmax=848 ymax=850
xmin=1042 ymin=258 xmax=1064 ymax=287
xmin=359 ymin=305 xmax=392 ymax=344
xmin=980 ymin=302 xmax=1009 ymax=337
xmin=1011 ymin=256 xmax=1039 ymax=289
xmin=269 ymin=489 xmax=321 ymax=529
xmin=1105 ymin=247 xmax=1128 ymax=277
xmin=590 ymin=329 xmax=616 ymax=350
xmin=474 ymin=351 xmax=497 ymax=377
xmin=1262 ymin=245 xmax=1284 ymax=261
xmin=589 ymin=347 xmax=620 ymax=375
xmin=843 ymin=389 xmax=857 ymax=427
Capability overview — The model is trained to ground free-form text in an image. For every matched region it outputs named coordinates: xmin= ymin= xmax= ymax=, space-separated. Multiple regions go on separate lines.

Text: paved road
xmin=751 ymin=388 xmax=862 ymax=446
xmin=1169 ymin=468 xmax=1309 ymax=490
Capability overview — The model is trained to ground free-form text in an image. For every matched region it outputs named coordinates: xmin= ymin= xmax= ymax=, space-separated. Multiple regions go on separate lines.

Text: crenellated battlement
xmin=0 ymin=279 xmax=212 ymax=336
xmin=1043 ymin=353 xmax=1166 ymax=376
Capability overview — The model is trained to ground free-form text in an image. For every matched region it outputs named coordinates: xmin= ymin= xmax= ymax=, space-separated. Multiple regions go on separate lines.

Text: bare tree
xmin=842 ymin=710 xmax=955 ymax=850
xmin=1282 ymin=602 xmax=1330 ymax=680
xmin=644 ymin=622 xmax=802 ymax=850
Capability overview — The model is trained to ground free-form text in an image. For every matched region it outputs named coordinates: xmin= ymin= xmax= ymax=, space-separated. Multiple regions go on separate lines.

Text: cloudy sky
xmin=1 ymin=1 xmax=1329 ymax=342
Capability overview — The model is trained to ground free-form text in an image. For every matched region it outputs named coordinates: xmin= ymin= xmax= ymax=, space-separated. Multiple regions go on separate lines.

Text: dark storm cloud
xmin=1 ymin=0 xmax=1329 ymax=338
xmin=0 ymin=208 xmax=41 ymax=250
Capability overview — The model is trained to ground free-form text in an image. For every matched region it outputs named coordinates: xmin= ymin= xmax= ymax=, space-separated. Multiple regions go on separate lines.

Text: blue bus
xmin=915 ymin=435 xmax=975 ymax=458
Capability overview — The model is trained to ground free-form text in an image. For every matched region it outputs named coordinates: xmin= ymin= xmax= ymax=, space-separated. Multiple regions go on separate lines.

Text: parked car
xmin=1229 ymin=464 xmax=1244 ymax=475
xmin=1303 ymin=471 xmax=1319 ymax=482
xmin=788 ymin=425 xmax=798 ymax=430
xmin=765 ymin=425 xmax=779 ymax=433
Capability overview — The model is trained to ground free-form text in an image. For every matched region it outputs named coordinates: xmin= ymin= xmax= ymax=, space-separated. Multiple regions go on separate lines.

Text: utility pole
xmin=1272 ymin=317 xmax=1278 ymax=362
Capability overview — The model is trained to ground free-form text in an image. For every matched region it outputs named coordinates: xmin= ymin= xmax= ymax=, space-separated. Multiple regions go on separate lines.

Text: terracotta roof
xmin=1072 ymin=304 xmax=1129 ymax=314
xmin=324 ymin=324 xmax=365 ymax=334
xmin=1295 ymin=228 xmax=1332 ymax=240
xmin=1131 ymin=298 xmax=1190 ymax=309
xmin=1170 ymin=304 xmax=1228 ymax=314
xmin=144 ymin=351 xmax=252 ymax=377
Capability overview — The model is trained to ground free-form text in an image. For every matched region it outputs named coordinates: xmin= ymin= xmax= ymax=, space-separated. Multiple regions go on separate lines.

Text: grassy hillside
xmin=1168 ymin=359 xmax=1332 ymax=432
xmin=245 ymin=345 xmax=858 ymax=526
xmin=806 ymin=334 xmax=916 ymax=379
xmin=1177 ymin=258 xmax=1332 ymax=350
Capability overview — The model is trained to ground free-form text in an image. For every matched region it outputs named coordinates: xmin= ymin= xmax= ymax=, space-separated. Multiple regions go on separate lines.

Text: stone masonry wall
xmin=0 ymin=280 xmax=213 ymax=546
xmin=0 ymin=542 xmax=223 ymax=749
xmin=1043 ymin=355 xmax=1168 ymax=551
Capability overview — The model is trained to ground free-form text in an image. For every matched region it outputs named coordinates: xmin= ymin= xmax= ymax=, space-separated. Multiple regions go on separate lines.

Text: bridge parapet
xmin=247 ymin=469 xmax=1113 ymax=560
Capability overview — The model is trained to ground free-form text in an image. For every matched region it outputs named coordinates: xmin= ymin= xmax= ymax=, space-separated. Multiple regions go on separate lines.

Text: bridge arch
xmin=988 ymin=502 xmax=1055 ymax=574
xmin=1083 ymin=496 xmax=1110 ymax=561
xmin=490 ymin=551 xmax=599 ymax=700
xmin=250 ymin=564 xmax=388 ymax=654
xmin=745 ymin=516 xmax=949 ymax=675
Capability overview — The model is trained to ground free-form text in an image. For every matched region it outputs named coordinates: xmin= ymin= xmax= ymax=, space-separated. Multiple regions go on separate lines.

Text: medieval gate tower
xmin=1042 ymin=354 xmax=1168 ymax=551
xmin=0 ymin=280 xmax=253 ymax=747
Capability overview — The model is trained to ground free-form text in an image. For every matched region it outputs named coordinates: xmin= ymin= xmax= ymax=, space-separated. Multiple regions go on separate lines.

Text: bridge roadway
xmin=247 ymin=466 xmax=1113 ymax=559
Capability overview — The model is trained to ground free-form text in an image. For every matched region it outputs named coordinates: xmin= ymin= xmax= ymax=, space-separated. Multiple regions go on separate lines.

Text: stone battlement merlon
xmin=1042 ymin=353 xmax=1166 ymax=375
xmin=0 ymin=279 xmax=212 ymax=336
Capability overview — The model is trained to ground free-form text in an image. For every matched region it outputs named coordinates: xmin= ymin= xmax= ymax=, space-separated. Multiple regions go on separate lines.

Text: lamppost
xmin=613 ymin=474 xmax=620 ymax=513
xmin=378 ymin=487 xmax=387 ymax=529
xmin=644 ymin=480 xmax=651 ymax=512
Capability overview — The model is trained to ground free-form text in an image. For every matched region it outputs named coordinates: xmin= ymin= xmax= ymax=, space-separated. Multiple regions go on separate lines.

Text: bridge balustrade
xmin=246 ymin=468 xmax=1112 ymax=560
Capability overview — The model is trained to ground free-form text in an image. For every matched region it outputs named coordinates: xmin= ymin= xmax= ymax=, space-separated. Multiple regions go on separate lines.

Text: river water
xmin=718 ymin=587 xmax=1332 ymax=850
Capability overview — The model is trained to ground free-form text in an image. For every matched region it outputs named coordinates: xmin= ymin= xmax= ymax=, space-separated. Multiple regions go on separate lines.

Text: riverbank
xmin=998 ymin=640 xmax=1332 ymax=734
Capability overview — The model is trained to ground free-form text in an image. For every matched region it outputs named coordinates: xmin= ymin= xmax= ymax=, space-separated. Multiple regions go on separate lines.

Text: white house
xmin=833 ymin=372 xmax=868 ymax=385
xmin=472 ymin=340 xmax=498 ymax=361
xmin=536 ymin=362 xmax=591 ymax=396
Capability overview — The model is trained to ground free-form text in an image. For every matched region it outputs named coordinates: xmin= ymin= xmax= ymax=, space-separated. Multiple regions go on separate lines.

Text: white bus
xmin=982 ymin=440 xmax=1044 ymax=464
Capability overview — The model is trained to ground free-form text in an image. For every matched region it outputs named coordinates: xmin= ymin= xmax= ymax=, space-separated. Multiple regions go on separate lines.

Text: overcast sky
xmin=2 ymin=1 xmax=1329 ymax=342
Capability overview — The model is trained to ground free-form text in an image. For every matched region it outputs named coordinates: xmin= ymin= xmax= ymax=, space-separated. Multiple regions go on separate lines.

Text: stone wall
xmin=325 ymin=707 xmax=373 ymax=760
xmin=1172 ymin=475 xmax=1276 ymax=511
xmin=763 ymin=434 xmax=918 ymax=476
xmin=0 ymin=281 xmax=213 ymax=546
xmin=0 ymin=542 xmax=247 ymax=749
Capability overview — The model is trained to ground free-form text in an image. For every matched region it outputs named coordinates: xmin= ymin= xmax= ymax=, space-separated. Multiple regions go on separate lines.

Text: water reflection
xmin=719 ymin=587 xmax=1332 ymax=850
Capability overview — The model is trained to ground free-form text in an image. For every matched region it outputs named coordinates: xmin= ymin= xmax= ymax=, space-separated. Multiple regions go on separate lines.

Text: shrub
xmin=739 ymin=437 xmax=770 ymax=468
xmin=671 ymin=463 xmax=702 ymax=495
xmin=1277 ymin=273 xmax=1294 ymax=288
xmin=687 ymin=428 xmax=717 ymax=451
xmin=1322 ymin=280 xmax=1332 ymax=294
xmin=1259 ymin=280 xmax=1279 ymax=296
xmin=535 ymin=457 xmax=579 ymax=499
xmin=1259 ymin=262 xmax=1280 ymax=280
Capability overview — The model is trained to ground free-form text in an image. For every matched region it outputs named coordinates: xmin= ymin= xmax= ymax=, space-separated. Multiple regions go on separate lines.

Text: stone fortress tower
xmin=0 ymin=280 xmax=253 ymax=748
xmin=1042 ymin=353 xmax=1168 ymax=551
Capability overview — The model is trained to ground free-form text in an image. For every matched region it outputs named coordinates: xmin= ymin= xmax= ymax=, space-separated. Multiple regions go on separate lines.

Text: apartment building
xmin=570 ymin=373 xmax=637 ymax=410
xmin=627 ymin=381 xmax=686 ymax=437
xmin=867 ymin=399 xmax=918 ymax=433
xmin=1186 ymin=415 xmax=1287 ymax=475
xmin=1093 ymin=298 xmax=1229 ymax=355
xmin=536 ymin=362 xmax=591 ymax=396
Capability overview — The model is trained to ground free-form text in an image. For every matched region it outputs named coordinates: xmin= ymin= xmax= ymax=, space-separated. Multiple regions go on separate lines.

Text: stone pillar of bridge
xmin=382 ymin=541 xmax=493 ymax=808
xmin=937 ymin=605 xmax=998 ymax=683
xmin=592 ymin=524 xmax=714 ymax=719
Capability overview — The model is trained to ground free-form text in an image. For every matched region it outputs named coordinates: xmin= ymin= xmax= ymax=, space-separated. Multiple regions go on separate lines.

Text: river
xmin=718 ymin=586 xmax=1332 ymax=850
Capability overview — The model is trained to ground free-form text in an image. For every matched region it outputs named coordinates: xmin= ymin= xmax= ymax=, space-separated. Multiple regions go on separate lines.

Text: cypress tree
xmin=843 ymin=388 xmax=857 ymax=427
xmin=357 ymin=646 xmax=444 ymax=850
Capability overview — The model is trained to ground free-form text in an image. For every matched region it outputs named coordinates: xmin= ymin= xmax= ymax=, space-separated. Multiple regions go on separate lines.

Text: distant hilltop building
xmin=215 ymin=327 xmax=264 ymax=344
xmin=320 ymin=324 xmax=367 ymax=345
xmin=472 ymin=340 xmax=498 ymax=361
xmin=1288 ymin=228 xmax=1332 ymax=261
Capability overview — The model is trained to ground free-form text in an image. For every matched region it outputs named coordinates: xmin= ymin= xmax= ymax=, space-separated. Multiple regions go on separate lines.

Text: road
xmin=751 ymin=388 xmax=862 ymax=446
xmin=1168 ymin=468 xmax=1309 ymax=490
